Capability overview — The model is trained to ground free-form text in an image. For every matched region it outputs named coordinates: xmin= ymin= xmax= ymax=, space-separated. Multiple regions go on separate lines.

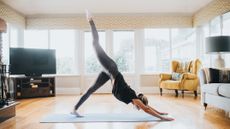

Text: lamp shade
xmin=205 ymin=36 xmax=230 ymax=53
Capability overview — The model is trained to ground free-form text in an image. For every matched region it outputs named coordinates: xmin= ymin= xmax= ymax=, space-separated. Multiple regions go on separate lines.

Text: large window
xmin=172 ymin=28 xmax=196 ymax=61
xmin=201 ymin=25 xmax=211 ymax=67
xmin=84 ymin=31 xmax=106 ymax=74
xmin=210 ymin=16 xmax=221 ymax=36
xmin=144 ymin=29 xmax=170 ymax=73
xmin=10 ymin=26 xmax=19 ymax=48
xmin=24 ymin=30 xmax=49 ymax=48
xmin=223 ymin=12 xmax=230 ymax=67
xmin=113 ymin=31 xmax=135 ymax=73
xmin=2 ymin=28 xmax=9 ymax=64
xmin=50 ymin=30 xmax=77 ymax=74
xmin=223 ymin=12 xmax=230 ymax=35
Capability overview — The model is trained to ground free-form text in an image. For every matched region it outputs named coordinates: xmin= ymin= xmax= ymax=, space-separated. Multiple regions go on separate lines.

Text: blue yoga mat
xmin=40 ymin=113 xmax=160 ymax=123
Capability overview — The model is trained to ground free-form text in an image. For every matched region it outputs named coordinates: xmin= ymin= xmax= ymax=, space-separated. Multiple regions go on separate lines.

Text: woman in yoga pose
xmin=72 ymin=12 xmax=174 ymax=121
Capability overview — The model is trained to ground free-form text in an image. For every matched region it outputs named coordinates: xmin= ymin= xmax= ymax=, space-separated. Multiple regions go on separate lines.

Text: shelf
xmin=0 ymin=101 xmax=19 ymax=111
xmin=11 ymin=76 xmax=55 ymax=99
xmin=0 ymin=101 xmax=19 ymax=123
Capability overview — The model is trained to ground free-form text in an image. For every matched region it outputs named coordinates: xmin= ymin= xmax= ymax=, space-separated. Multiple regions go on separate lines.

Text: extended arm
xmin=132 ymin=99 xmax=174 ymax=121
xmin=148 ymin=106 xmax=168 ymax=115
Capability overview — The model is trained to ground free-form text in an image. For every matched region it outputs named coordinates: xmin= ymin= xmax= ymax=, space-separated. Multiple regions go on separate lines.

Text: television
xmin=10 ymin=48 xmax=56 ymax=76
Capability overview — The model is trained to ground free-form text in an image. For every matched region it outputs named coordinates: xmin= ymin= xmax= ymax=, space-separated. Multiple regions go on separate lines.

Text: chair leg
xmin=182 ymin=90 xmax=184 ymax=98
xmin=160 ymin=88 xmax=162 ymax=96
xmin=194 ymin=91 xmax=198 ymax=98
xmin=204 ymin=103 xmax=208 ymax=110
xmin=175 ymin=90 xmax=178 ymax=97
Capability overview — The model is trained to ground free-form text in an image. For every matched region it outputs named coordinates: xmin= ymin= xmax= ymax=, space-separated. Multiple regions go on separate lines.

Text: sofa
xmin=199 ymin=68 xmax=230 ymax=113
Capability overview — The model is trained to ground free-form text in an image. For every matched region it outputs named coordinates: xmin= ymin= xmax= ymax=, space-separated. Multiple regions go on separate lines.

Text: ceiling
xmin=2 ymin=0 xmax=213 ymax=16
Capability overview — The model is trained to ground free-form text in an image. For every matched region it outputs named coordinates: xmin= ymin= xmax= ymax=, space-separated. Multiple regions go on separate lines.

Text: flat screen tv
xmin=10 ymin=48 xmax=56 ymax=76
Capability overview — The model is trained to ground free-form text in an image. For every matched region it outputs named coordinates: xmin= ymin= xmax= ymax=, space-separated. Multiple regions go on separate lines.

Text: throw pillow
xmin=219 ymin=70 xmax=230 ymax=83
xmin=172 ymin=72 xmax=182 ymax=81
xmin=208 ymin=68 xmax=220 ymax=83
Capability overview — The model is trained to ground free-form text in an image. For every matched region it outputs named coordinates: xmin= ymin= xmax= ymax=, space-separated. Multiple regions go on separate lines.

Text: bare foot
xmin=85 ymin=9 xmax=93 ymax=22
xmin=71 ymin=110 xmax=83 ymax=117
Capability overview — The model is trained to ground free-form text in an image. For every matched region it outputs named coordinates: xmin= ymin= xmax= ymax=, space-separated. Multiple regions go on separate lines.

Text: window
xmin=113 ymin=31 xmax=135 ymax=73
xmin=223 ymin=12 xmax=230 ymax=67
xmin=24 ymin=30 xmax=49 ymax=48
xmin=50 ymin=30 xmax=77 ymax=74
xmin=172 ymin=28 xmax=196 ymax=61
xmin=210 ymin=16 xmax=221 ymax=36
xmin=201 ymin=25 xmax=211 ymax=67
xmin=84 ymin=31 xmax=106 ymax=74
xmin=2 ymin=28 xmax=9 ymax=64
xmin=223 ymin=12 xmax=230 ymax=35
xmin=10 ymin=26 xmax=19 ymax=47
xmin=144 ymin=29 xmax=170 ymax=73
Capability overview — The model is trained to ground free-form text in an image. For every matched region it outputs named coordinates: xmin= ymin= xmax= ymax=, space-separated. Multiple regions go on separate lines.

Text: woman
xmin=72 ymin=11 xmax=174 ymax=121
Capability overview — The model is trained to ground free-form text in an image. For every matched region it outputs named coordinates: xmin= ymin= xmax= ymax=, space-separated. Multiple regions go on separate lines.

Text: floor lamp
xmin=206 ymin=36 xmax=230 ymax=68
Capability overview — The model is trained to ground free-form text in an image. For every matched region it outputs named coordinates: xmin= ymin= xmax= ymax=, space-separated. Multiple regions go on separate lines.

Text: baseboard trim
xmin=139 ymin=87 xmax=158 ymax=94
xmin=56 ymin=88 xmax=80 ymax=95
xmin=139 ymin=86 xmax=181 ymax=94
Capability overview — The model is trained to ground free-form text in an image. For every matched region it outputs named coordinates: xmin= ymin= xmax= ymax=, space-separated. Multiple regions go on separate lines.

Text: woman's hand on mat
xmin=71 ymin=110 xmax=83 ymax=117
xmin=159 ymin=112 xmax=168 ymax=115
xmin=160 ymin=116 xmax=174 ymax=121
xmin=85 ymin=9 xmax=93 ymax=22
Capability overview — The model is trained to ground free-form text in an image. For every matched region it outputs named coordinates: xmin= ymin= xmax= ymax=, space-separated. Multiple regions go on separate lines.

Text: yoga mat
xmin=40 ymin=113 xmax=160 ymax=123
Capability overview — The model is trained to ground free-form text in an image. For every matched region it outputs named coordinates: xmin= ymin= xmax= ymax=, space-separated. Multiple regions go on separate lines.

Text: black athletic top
xmin=112 ymin=72 xmax=138 ymax=104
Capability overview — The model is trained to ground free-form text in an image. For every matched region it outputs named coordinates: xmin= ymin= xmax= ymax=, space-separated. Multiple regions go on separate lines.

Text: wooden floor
xmin=0 ymin=94 xmax=230 ymax=129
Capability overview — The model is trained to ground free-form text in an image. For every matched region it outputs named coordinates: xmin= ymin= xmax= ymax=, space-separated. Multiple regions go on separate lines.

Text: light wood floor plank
xmin=0 ymin=94 xmax=229 ymax=129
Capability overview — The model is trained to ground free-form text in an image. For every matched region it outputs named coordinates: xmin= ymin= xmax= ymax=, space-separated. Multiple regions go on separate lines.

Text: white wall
xmin=55 ymin=75 xmax=81 ymax=95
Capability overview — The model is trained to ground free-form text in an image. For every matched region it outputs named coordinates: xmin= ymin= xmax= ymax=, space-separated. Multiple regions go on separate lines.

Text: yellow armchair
xmin=159 ymin=59 xmax=202 ymax=97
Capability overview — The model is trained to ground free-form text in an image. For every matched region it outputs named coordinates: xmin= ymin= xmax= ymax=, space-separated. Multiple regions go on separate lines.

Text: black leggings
xmin=74 ymin=20 xmax=119 ymax=110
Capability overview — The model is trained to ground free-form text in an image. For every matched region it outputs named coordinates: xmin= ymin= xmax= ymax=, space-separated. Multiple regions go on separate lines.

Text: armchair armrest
xmin=181 ymin=73 xmax=197 ymax=80
xmin=159 ymin=73 xmax=172 ymax=81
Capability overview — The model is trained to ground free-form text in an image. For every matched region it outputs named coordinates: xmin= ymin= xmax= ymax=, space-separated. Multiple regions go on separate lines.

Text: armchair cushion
xmin=218 ymin=85 xmax=230 ymax=98
xmin=160 ymin=80 xmax=180 ymax=89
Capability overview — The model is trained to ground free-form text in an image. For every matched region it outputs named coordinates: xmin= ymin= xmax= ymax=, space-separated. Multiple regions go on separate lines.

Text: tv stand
xmin=10 ymin=76 xmax=55 ymax=99
xmin=25 ymin=73 xmax=42 ymax=77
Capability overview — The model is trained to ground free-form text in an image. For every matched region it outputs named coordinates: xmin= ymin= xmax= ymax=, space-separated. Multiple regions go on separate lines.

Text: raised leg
xmin=160 ymin=88 xmax=163 ymax=96
xmin=175 ymin=90 xmax=178 ymax=97
xmin=89 ymin=19 xmax=119 ymax=78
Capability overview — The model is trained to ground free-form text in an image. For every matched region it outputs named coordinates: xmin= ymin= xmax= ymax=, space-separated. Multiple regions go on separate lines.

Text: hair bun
xmin=138 ymin=93 xmax=144 ymax=97
xmin=137 ymin=93 xmax=148 ymax=106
